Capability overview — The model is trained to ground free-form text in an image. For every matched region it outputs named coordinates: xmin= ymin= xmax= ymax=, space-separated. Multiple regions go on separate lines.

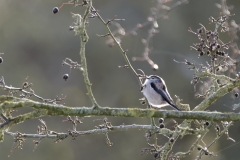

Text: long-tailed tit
xmin=141 ymin=75 xmax=181 ymax=111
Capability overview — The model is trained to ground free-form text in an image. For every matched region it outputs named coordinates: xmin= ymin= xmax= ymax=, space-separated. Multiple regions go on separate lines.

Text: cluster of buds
xmin=191 ymin=27 xmax=228 ymax=61
xmin=188 ymin=15 xmax=233 ymax=75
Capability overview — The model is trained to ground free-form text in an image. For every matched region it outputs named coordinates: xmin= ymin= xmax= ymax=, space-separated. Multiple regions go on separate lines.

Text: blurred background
xmin=0 ymin=0 xmax=240 ymax=159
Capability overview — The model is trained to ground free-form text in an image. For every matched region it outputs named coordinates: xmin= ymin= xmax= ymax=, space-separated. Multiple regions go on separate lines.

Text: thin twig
xmin=91 ymin=6 xmax=142 ymax=87
xmin=78 ymin=1 xmax=99 ymax=108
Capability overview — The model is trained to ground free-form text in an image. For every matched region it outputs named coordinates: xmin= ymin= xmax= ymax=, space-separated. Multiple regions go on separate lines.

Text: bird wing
xmin=150 ymin=82 xmax=181 ymax=111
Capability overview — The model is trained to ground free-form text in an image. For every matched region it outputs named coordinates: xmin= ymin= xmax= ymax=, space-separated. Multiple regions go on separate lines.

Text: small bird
xmin=141 ymin=75 xmax=181 ymax=111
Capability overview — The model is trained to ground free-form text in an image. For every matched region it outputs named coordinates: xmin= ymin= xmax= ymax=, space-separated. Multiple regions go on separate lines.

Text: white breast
xmin=141 ymin=82 xmax=167 ymax=108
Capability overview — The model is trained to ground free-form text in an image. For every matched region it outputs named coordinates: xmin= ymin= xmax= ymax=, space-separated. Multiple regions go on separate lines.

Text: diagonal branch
xmin=0 ymin=109 xmax=48 ymax=142
xmin=91 ymin=6 xmax=142 ymax=87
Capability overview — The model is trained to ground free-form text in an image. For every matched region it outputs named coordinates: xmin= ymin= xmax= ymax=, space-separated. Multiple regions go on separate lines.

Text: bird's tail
xmin=170 ymin=104 xmax=181 ymax=111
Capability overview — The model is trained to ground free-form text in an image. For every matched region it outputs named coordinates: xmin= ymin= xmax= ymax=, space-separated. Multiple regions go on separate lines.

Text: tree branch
xmin=78 ymin=0 xmax=99 ymax=108
xmin=4 ymin=123 xmax=201 ymax=142
xmin=0 ymin=96 xmax=240 ymax=121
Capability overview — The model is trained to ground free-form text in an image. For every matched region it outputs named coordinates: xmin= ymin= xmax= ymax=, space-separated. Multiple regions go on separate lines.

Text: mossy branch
xmin=0 ymin=96 xmax=240 ymax=121
xmin=76 ymin=0 xmax=99 ymax=108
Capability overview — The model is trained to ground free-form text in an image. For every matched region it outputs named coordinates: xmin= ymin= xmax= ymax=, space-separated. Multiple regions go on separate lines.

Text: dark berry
xmin=235 ymin=93 xmax=239 ymax=98
xmin=216 ymin=126 xmax=220 ymax=132
xmin=52 ymin=7 xmax=59 ymax=14
xmin=197 ymin=147 xmax=201 ymax=150
xmin=205 ymin=152 xmax=208 ymax=155
xmin=0 ymin=57 xmax=2 ymax=63
xmin=63 ymin=74 xmax=69 ymax=81
xmin=159 ymin=123 xmax=165 ymax=128
xmin=154 ymin=152 xmax=158 ymax=158
xmin=205 ymin=121 xmax=209 ymax=126
xmin=217 ymin=44 xmax=221 ymax=48
xmin=69 ymin=26 xmax=74 ymax=31
xmin=141 ymin=101 xmax=146 ymax=105
xmin=212 ymin=57 xmax=217 ymax=61
xmin=169 ymin=138 xmax=174 ymax=143
xmin=199 ymin=52 xmax=204 ymax=56
xmin=221 ymin=51 xmax=225 ymax=56
xmin=158 ymin=118 xmax=164 ymax=123
xmin=197 ymin=28 xmax=202 ymax=34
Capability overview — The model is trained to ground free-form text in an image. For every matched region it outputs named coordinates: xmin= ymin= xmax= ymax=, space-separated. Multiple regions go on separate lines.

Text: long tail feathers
xmin=170 ymin=103 xmax=181 ymax=111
